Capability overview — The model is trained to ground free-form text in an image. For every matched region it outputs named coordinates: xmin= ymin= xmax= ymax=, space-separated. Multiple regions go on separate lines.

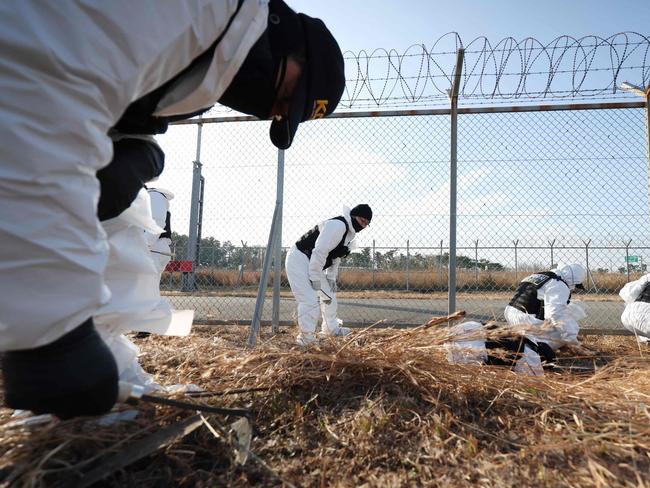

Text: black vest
xmin=112 ymin=0 xmax=244 ymax=135
xmin=485 ymin=335 xmax=556 ymax=369
xmin=295 ymin=216 xmax=350 ymax=270
xmin=509 ymin=271 xmax=570 ymax=320
xmin=635 ymin=281 xmax=650 ymax=303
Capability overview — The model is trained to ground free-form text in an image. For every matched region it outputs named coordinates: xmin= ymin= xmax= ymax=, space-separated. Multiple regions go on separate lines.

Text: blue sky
xmin=155 ymin=2 xmax=650 ymax=270
xmin=288 ymin=0 xmax=650 ymax=53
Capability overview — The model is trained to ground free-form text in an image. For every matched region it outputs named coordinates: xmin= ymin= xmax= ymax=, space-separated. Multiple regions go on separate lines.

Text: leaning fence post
xmin=271 ymin=149 xmax=285 ymax=334
xmin=248 ymin=149 xmax=285 ymax=347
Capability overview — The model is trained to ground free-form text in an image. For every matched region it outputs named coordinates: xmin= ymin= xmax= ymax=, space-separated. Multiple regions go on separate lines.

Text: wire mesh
xmin=154 ymin=105 xmax=647 ymax=329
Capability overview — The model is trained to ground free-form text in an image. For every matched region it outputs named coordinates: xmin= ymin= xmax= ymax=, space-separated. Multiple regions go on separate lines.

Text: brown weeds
xmin=1 ymin=326 xmax=648 ymax=487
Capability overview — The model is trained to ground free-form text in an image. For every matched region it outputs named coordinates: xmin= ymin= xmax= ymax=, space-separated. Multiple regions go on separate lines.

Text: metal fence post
xmin=549 ymin=239 xmax=556 ymax=268
xmin=583 ymin=239 xmax=591 ymax=289
xmin=624 ymin=239 xmax=633 ymax=282
xmin=405 ymin=239 xmax=410 ymax=291
xmin=372 ymin=239 xmax=376 ymax=288
xmin=448 ymin=48 xmax=464 ymax=315
xmin=439 ymin=239 xmax=444 ymax=289
xmin=182 ymin=119 xmax=203 ymax=292
xmin=513 ymin=239 xmax=519 ymax=283
xmin=646 ymin=88 xmax=650 ymax=236
xmin=474 ymin=239 xmax=479 ymax=281
xmin=272 ymin=149 xmax=285 ymax=334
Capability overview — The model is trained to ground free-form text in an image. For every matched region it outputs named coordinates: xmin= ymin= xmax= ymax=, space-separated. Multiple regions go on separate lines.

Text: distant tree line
xmin=171 ymin=233 xmax=505 ymax=271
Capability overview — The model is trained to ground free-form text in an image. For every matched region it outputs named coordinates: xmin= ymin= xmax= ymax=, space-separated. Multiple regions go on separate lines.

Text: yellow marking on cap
xmin=310 ymin=99 xmax=329 ymax=119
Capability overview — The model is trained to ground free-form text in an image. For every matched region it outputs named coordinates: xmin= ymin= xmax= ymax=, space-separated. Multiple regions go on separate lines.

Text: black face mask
xmin=218 ymin=31 xmax=281 ymax=119
xmin=219 ymin=0 xmax=304 ymax=120
xmin=351 ymin=216 xmax=364 ymax=232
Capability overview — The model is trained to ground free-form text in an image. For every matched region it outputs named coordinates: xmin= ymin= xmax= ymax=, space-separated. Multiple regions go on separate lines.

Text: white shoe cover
xmin=321 ymin=326 xmax=351 ymax=337
xmin=296 ymin=333 xmax=319 ymax=346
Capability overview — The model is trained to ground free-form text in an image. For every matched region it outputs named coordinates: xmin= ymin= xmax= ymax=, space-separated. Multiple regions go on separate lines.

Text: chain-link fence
xmin=153 ymin=101 xmax=648 ymax=329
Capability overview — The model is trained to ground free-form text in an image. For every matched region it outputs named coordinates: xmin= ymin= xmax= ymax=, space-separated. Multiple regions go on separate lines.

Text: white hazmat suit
xmin=94 ymin=186 xmax=193 ymax=389
xmin=445 ymin=321 xmax=545 ymax=376
xmin=0 ymin=0 xmax=268 ymax=351
xmin=619 ymin=273 xmax=650 ymax=343
xmin=147 ymin=187 xmax=175 ymax=274
xmin=503 ymin=263 xmax=587 ymax=350
xmin=286 ymin=207 xmax=359 ymax=345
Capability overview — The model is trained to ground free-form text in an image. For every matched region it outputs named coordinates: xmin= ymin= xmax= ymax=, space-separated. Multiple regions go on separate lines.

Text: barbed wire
xmin=203 ymin=32 xmax=649 ymax=116
xmin=342 ymin=32 xmax=650 ymax=108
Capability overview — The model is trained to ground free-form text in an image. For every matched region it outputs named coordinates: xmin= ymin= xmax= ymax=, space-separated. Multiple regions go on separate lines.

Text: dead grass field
xmin=1 ymin=324 xmax=648 ymax=487
xmin=165 ymin=268 xmax=643 ymax=297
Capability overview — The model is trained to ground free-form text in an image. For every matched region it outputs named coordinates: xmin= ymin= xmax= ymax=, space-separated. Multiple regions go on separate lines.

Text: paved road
xmin=166 ymin=295 xmax=625 ymax=329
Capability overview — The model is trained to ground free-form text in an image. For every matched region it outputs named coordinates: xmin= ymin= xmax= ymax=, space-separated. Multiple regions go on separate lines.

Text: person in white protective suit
xmin=445 ymin=321 xmax=554 ymax=376
xmin=503 ymin=263 xmax=588 ymax=351
xmin=286 ymin=204 xmax=372 ymax=346
xmin=146 ymin=187 xmax=176 ymax=275
xmin=619 ymin=273 xmax=650 ymax=344
xmin=94 ymin=180 xmax=195 ymax=390
xmin=0 ymin=0 xmax=345 ymax=419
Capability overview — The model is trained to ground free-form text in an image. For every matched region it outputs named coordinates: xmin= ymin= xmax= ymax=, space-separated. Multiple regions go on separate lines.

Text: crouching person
xmin=286 ymin=204 xmax=372 ymax=346
xmin=619 ymin=273 xmax=650 ymax=344
xmin=445 ymin=321 xmax=555 ymax=376
xmin=503 ymin=263 xmax=587 ymax=351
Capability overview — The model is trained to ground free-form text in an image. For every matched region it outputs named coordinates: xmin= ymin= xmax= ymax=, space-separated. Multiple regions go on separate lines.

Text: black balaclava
xmin=218 ymin=0 xmax=303 ymax=120
xmin=351 ymin=218 xmax=364 ymax=232
xmin=350 ymin=204 xmax=372 ymax=232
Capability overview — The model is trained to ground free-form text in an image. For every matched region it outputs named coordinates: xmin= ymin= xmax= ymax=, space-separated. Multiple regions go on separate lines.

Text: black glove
xmin=2 ymin=318 xmax=118 ymax=419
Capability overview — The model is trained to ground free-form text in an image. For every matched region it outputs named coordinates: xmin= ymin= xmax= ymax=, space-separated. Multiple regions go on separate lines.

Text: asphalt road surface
xmin=166 ymin=295 xmax=625 ymax=330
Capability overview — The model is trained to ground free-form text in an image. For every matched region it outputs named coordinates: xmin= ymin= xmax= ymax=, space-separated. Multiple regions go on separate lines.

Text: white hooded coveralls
xmin=0 ymin=0 xmax=268 ymax=351
xmin=619 ymin=273 xmax=650 ymax=342
xmin=445 ymin=321 xmax=544 ymax=376
xmin=93 ymin=185 xmax=193 ymax=388
xmin=285 ymin=208 xmax=356 ymax=337
xmin=147 ymin=188 xmax=175 ymax=275
xmin=503 ymin=264 xmax=585 ymax=350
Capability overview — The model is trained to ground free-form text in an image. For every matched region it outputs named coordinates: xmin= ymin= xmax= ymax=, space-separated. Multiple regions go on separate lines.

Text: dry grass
xmin=164 ymin=268 xmax=644 ymax=295
xmin=1 ymin=324 xmax=649 ymax=487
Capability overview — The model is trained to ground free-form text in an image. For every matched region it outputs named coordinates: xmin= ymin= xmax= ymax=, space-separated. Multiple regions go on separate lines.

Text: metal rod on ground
xmin=272 ymin=149 xmax=285 ymax=334
xmin=182 ymin=117 xmax=203 ymax=292
xmin=448 ymin=48 xmax=464 ymax=315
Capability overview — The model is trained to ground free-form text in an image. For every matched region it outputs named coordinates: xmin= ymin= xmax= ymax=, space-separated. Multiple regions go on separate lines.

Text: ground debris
xmin=1 ymin=325 xmax=648 ymax=487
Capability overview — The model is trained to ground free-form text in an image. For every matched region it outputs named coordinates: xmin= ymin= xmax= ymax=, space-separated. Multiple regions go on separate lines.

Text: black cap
xmin=269 ymin=8 xmax=345 ymax=149
xmin=350 ymin=204 xmax=372 ymax=222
